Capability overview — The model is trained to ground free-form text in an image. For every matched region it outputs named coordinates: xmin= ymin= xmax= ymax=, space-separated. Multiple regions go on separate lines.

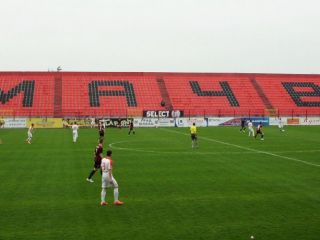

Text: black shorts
xmin=191 ymin=134 xmax=197 ymax=140
xmin=256 ymin=130 xmax=262 ymax=134
xmin=94 ymin=160 xmax=101 ymax=169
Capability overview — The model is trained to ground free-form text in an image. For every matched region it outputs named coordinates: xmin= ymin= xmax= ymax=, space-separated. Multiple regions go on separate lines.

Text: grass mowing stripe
xmin=109 ymin=141 xmax=320 ymax=155
xmin=161 ymin=128 xmax=320 ymax=168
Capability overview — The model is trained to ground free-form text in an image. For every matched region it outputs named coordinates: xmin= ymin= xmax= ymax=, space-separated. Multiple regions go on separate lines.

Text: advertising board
xmin=175 ymin=118 xmax=207 ymax=127
xmin=134 ymin=118 xmax=175 ymax=127
xmin=3 ymin=118 xmax=27 ymax=128
xmin=27 ymin=118 xmax=63 ymax=128
xmin=99 ymin=118 xmax=133 ymax=128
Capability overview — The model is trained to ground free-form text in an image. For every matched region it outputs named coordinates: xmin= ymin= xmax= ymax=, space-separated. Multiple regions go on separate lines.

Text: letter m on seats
xmin=0 ymin=80 xmax=35 ymax=107
xmin=89 ymin=80 xmax=137 ymax=107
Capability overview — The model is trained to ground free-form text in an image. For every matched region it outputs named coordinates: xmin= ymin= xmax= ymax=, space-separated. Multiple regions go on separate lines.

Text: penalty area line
xmin=160 ymin=128 xmax=320 ymax=168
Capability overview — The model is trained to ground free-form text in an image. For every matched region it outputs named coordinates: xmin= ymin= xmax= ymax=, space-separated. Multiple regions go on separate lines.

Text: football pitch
xmin=0 ymin=126 xmax=319 ymax=240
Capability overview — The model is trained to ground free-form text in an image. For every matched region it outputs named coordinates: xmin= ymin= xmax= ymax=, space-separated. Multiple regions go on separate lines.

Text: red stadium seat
xmin=0 ymin=72 xmax=319 ymax=117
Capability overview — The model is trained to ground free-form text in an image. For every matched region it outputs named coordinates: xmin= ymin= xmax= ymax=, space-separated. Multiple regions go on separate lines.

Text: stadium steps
xmin=156 ymin=78 xmax=173 ymax=110
xmin=54 ymin=75 xmax=63 ymax=117
xmin=250 ymin=78 xmax=274 ymax=109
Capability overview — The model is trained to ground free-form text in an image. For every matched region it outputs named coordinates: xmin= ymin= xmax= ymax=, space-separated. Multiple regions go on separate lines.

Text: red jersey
xmin=95 ymin=145 xmax=103 ymax=162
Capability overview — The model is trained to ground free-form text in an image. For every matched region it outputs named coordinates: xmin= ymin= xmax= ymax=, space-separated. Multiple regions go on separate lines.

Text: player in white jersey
xmin=26 ymin=123 xmax=34 ymax=144
xmin=71 ymin=122 xmax=79 ymax=143
xmin=247 ymin=120 xmax=254 ymax=137
xmin=90 ymin=118 xmax=95 ymax=128
xmin=100 ymin=150 xmax=124 ymax=206
xmin=278 ymin=118 xmax=285 ymax=132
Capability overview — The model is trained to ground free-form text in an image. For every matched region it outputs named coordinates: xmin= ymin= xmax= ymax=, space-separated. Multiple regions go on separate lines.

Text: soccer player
xmin=190 ymin=123 xmax=198 ymax=149
xmin=0 ymin=118 xmax=5 ymax=128
xmin=248 ymin=120 xmax=254 ymax=137
xmin=90 ymin=118 xmax=95 ymax=128
xmin=240 ymin=119 xmax=246 ymax=132
xmin=26 ymin=123 xmax=34 ymax=144
xmin=71 ymin=122 xmax=79 ymax=143
xmin=0 ymin=118 xmax=4 ymax=143
xmin=117 ymin=118 xmax=122 ymax=129
xmin=100 ymin=150 xmax=124 ymax=206
xmin=98 ymin=122 xmax=105 ymax=143
xmin=128 ymin=121 xmax=135 ymax=135
xmin=278 ymin=118 xmax=285 ymax=132
xmin=255 ymin=122 xmax=264 ymax=140
xmin=86 ymin=141 xmax=103 ymax=183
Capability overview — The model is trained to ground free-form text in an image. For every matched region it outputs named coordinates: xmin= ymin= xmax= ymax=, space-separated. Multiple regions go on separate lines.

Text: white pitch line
xmin=161 ymin=128 xmax=320 ymax=168
xmin=109 ymin=141 xmax=257 ymax=155
xmin=109 ymin=140 xmax=320 ymax=158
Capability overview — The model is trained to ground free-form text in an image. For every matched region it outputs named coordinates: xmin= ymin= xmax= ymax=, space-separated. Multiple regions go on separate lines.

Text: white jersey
xmin=72 ymin=124 xmax=79 ymax=133
xmin=101 ymin=157 xmax=112 ymax=175
xmin=278 ymin=119 xmax=283 ymax=127
xmin=248 ymin=122 xmax=253 ymax=128
xmin=28 ymin=126 xmax=33 ymax=134
xmin=101 ymin=157 xmax=118 ymax=188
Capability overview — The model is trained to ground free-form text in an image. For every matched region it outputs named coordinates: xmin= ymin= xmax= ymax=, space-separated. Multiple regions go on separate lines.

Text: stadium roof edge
xmin=0 ymin=71 xmax=319 ymax=77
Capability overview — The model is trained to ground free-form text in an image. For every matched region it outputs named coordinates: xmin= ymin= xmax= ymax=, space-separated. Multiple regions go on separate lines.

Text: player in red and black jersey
xmin=240 ymin=119 xmax=246 ymax=132
xmin=255 ymin=122 xmax=264 ymax=140
xmin=86 ymin=141 xmax=103 ymax=183
xmin=128 ymin=121 xmax=135 ymax=135
xmin=98 ymin=122 xmax=105 ymax=143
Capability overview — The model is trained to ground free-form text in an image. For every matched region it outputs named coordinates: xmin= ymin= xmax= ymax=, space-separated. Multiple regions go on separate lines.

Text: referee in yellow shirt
xmin=190 ymin=123 xmax=198 ymax=149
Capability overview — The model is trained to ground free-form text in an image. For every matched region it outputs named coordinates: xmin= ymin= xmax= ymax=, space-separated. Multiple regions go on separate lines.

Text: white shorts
xmin=28 ymin=132 xmax=32 ymax=138
xmin=102 ymin=174 xmax=118 ymax=188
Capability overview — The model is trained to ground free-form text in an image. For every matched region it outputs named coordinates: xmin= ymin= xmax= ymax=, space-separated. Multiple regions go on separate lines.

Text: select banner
xmin=143 ymin=110 xmax=183 ymax=118
xmin=27 ymin=118 xmax=63 ymax=128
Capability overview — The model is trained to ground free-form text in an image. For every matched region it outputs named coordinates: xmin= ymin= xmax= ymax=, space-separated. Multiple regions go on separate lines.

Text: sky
xmin=0 ymin=0 xmax=319 ymax=74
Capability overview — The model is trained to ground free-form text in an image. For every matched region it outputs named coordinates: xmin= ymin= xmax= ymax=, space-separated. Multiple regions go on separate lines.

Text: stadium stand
xmin=0 ymin=72 xmax=319 ymax=117
xmin=0 ymin=72 xmax=55 ymax=117
xmin=163 ymin=74 xmax=266 ymax=116
xmin=60 ymin=72 xmax=164 ymax=117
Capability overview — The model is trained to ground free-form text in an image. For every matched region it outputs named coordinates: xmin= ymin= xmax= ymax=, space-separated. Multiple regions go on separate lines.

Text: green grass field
xmin=0 ymin=126 xmax=319 ymax=240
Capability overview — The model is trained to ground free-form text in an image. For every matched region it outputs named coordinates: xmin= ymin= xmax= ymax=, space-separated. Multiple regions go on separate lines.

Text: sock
xmin=101 ymin=188 xmax=106 ymax=202
xmin=114 ymin=188 xmax=119 ymax=202
xmin=88 ymin=170 xmax=96 ymax=179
